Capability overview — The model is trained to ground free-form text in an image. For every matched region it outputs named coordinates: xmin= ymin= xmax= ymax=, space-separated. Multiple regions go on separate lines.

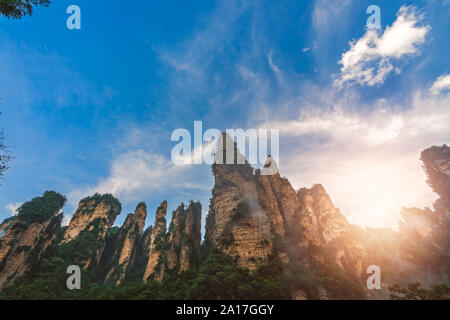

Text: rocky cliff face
xmin=0 ymin=217 xmax=16 ymax=238
xmin=143 ymin=201 xmax=167 ymax=282
xmin=391 ymin=145 xmax=450 ymax=284
xmin=61 ymin=194 xmax=121 ymax=270
xmin=421 ymin=145 xmax=450 ymax=211
xmin=177 ymin=201 xmax=202 ymax=272
xmin=204 ymin=138 xmax=450 ymax=297
xmin=0 ymin=142 xmax=448 ymax=299
xmin=130 ymin=225 xmax=153 ymax=279
xmin=205 ymin=135 xmax=275 ymax=270
xmin=0 ymin=191 xmax=65 ymax=291
xmin=166 ymin=203 xmax=186 ymax=270
xmin=204 ymin=134 xmax=363 ymax=280
xmin=102 ymin=202 xmax=147 ymax=284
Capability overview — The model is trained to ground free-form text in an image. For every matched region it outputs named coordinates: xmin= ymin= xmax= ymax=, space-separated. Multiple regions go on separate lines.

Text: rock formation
xmin=0 ymin=217 xmax=16 ymax=238
xmin=421 ymin=145 xmax=450 ymax=211
xmin=0 ymin=141 xmax=448 ymax=299
xmin=143 ymin=201 xmax=168 ymax=282
xmin=205 ymin=135 xmax=274 ymax=270
xmin=61 ymin=193 xmax=121 ymax=270
xmin=141 ymin=201 xmax=202 ymax=281
xmin=0 ymin=191 xmax=65 ymax=290
xmin=102 ymin=202 xmax=147 ymax=284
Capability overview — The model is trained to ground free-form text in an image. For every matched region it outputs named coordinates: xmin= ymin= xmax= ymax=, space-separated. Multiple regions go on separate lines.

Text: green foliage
xmin=315 ymin=260 xmax=367 ymax=300
xmin=0 ymin=0 xmax=51 ymax=19
xmin=0 ymin=216 xmax=16 ymax=225
xmin=15 ymin=191 xmax=66 ymax=226
xmin=57 ymin=218 xmax=103 ymax=266
xmin=80 ymin=193 xmax=121 ymax=212
xmin=0 ymin=247 xmax=325 ymax=300
xmin=389 ymin=282 xmax=450 ymax=300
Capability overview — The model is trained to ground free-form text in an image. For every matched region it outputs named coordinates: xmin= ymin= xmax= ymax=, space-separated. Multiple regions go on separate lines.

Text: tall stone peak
xmin=61 ymin=193 xmax=121 ymax=270
xmin=102 ymin=202 xmax=147 ymax=284
xmin=156 ymin=201 xmax=168 ymax=220
xmin=143 ymin=201 xmax=167 ymax=282
xmin=180 ymin=201 xmax=202 ymax=271
xmin=1 ymin=145 xmax=449 ymax=299
xmin=63 ymin=193 xmax=121 ymax=243
xmin=206 ymin=142 xmax=274 ymax=269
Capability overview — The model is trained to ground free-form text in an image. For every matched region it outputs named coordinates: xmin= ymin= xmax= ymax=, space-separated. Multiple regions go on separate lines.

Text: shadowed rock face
xmin=141 ymin=201 xmax=202 ymax=282
xmin=143 ymin=201 xmax=167 ymax=282
xmin=0 ymin=217 xmax=16 ymax=238
xmin=0 ymin=215 xmax=62 ymax=291
xmin=166 ymin=203 xmax=186 ymax=270
xmin=180 ymin=201 xmax=202 ymax=271
xmin=205 ymin=135 xmax=274 ymax=270
xmin=103 ymin=203 xmax=147 ymax=284
xmin=166 ymin=201 xmax=202 ymax=272
xmin=421 ymin=145 xmax=450 ymax=210
xmin=61 ymin=194 xmax=121 ymax=270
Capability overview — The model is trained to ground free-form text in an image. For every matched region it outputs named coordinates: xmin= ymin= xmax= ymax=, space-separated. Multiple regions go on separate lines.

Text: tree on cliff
xmin=0 ymin=112 xmax=12 ymax=183
xmin=0 ymin=0 xmax=50 ymax=19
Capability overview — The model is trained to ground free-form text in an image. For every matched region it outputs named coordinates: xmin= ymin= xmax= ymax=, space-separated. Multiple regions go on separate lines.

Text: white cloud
xmin=430 ymin=74 xmax=450 ymax=94
xmin=62 ymin=215 xmax=72 ymax=227
xmin=268 ymin=51 xmax=281 ymax=73
xmin=5 ymin=203 xmax=21 ymax=216
xmin=261 ymin=88 xmax=450 ymax=229
xmin=69 ymin=150 xmax=178 ymax=203
xmin=68 ymin=149 xmax=211 ymax=206
xmin=302 ymin=41 xmax=317 ymax=53
xmin=335 ymin=6 xmax=430 ymax=87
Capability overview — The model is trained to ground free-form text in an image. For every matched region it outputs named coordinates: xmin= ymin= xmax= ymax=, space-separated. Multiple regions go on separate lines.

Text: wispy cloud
xmin=68 ymin=149 xmax=211 ymax=206
xmin=430 ymin=74 xmax=450 ymax=94
xmin=312 ymin=0 xmax=353 ymax=32
xmin=335 ymin=6 xmax=430 ymax=88
xmin=5 ymin=203 xmax=21 ymax=216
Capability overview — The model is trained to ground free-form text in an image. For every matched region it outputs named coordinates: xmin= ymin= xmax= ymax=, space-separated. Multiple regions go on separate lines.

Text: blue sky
xmin=0 ymin=0 xmax=449 ymax=229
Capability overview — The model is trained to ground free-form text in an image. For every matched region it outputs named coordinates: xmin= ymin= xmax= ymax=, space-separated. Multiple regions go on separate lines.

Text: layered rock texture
xmin=143 ymin=200 xmax=202 ymax=281
xmin=169 ymin=201 xmax=202 ymax=272
xmin=0 ymin=191 xmax=65 ymax=290
xmin=0 ymin=217 xmax=16 ymax=238
xmin=61 ymin=194 xmax=122 ymax=270
xmin=143 ymin=201 xmax=167 ymax=282
xmin=205 ymin=141 xmax=450 ymax=298
xmin=101 ymin=203 xmax=147 ymax=284
xmin=0 ymin=142 xmax=448 ymax=299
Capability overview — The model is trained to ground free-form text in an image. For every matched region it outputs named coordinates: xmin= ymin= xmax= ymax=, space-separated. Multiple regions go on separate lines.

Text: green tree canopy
xmin=389 ymin=282 xmax=450 ymax=300
xmin=0 ymin=0 xmax=51 ymax=19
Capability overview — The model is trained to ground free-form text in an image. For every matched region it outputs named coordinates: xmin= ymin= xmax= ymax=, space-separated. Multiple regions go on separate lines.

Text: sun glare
xmin=289 ymin=152 xmax=438 ymax=230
